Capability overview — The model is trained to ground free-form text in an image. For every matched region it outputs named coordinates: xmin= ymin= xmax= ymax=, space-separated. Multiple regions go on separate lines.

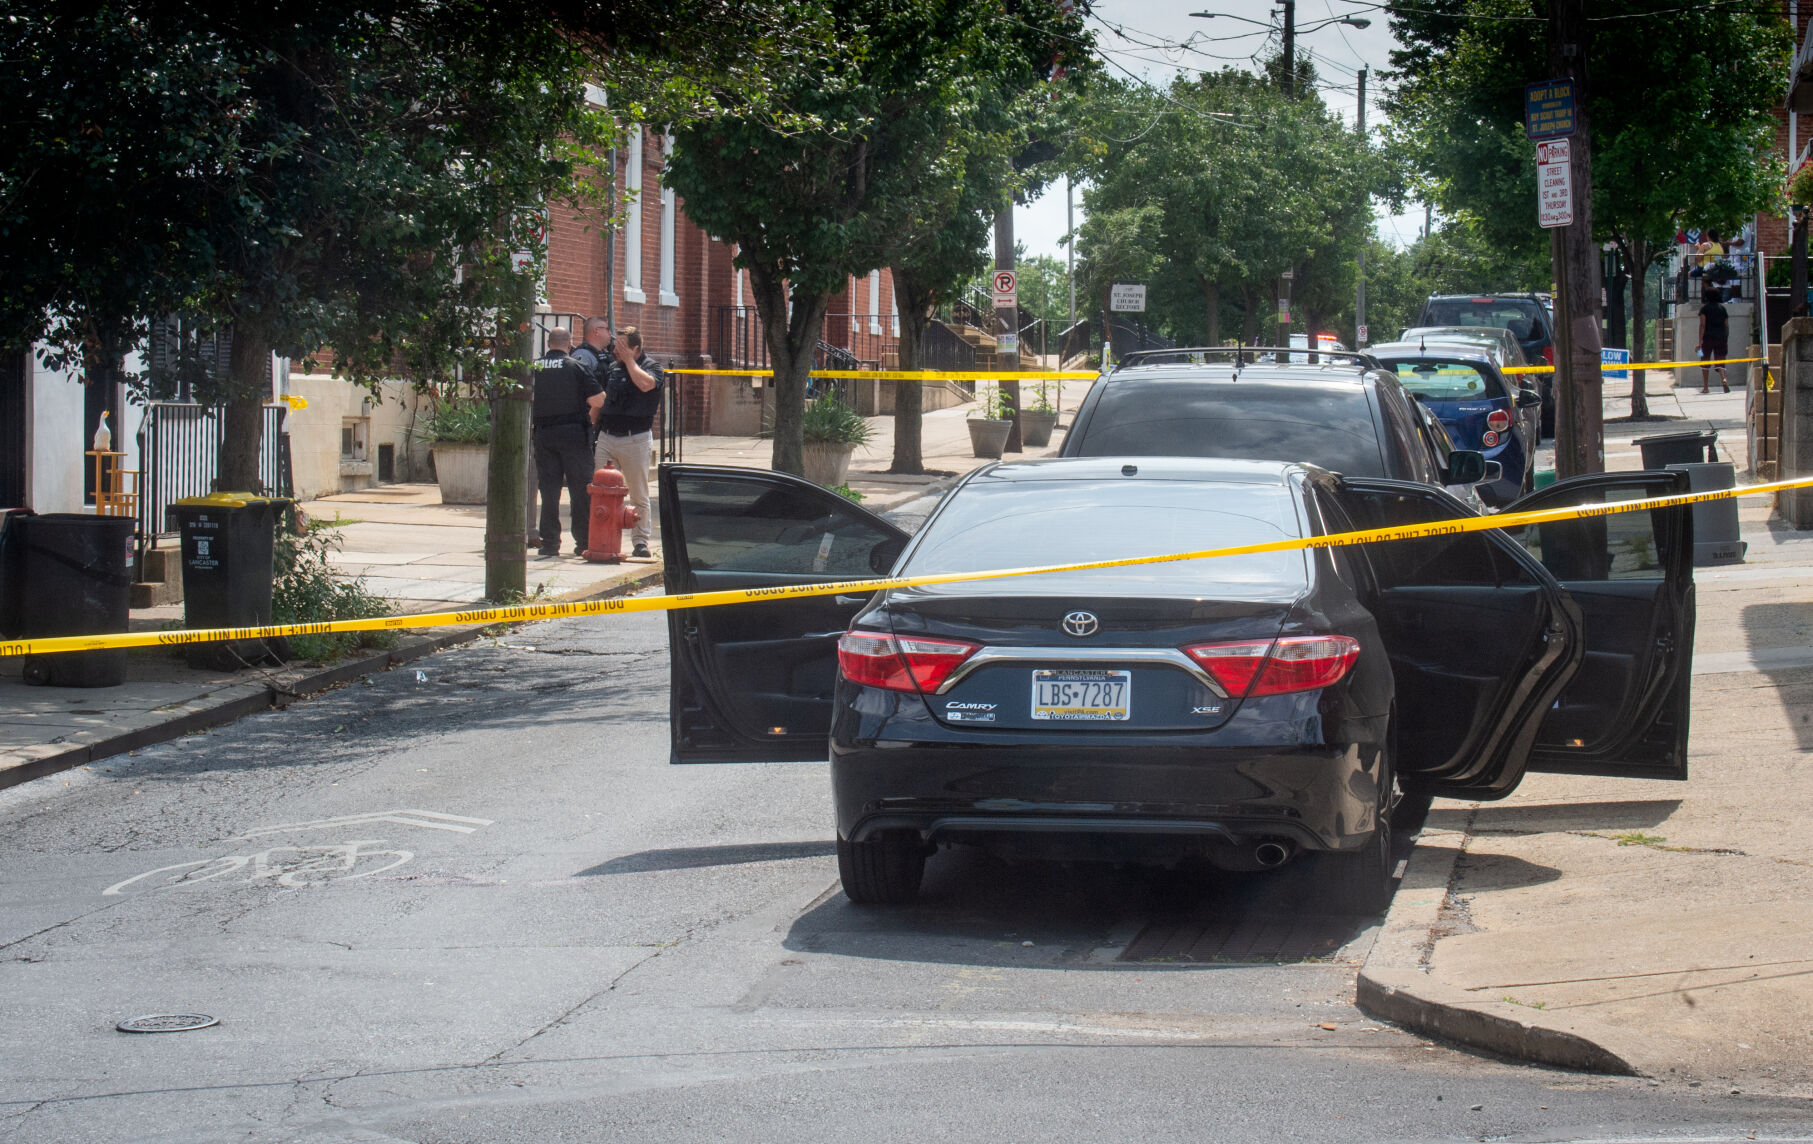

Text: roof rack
xmin=1110 ymin=346 xmax=1383 ymax=373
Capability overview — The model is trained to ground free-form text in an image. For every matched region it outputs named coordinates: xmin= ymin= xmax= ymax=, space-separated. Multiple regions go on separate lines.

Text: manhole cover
xmin=117 ymin=1014 xmax=219 ymax=1033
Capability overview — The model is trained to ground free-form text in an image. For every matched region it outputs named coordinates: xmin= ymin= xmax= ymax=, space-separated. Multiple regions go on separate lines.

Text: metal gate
xmin=136 ymin=404 xmax=289 ymax=540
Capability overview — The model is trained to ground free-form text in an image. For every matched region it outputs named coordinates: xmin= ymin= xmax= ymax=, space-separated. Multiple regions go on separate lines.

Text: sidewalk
xmin=1361 ymin=374 xmax=1813 ymax=1096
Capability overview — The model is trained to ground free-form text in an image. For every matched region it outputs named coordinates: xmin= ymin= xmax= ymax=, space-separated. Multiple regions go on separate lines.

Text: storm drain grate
xmin=117 ymin=1014 xmax=219 ymax=1033
xmin=1120 ymin=913 xmax=1367 ymax=963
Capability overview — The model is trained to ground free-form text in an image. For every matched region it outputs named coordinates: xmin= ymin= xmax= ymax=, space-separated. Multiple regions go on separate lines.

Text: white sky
xmin=1016 ymin=0 xmax=1426 ymax=266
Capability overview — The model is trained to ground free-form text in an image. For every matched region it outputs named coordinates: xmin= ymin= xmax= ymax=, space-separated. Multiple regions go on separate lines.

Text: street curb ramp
xmin=1355 ymin=820 xmax=1649 ymax=1076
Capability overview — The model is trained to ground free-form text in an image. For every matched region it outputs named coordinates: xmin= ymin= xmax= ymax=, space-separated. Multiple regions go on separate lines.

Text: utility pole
xmin=1066 ymin=177 xmax=1076 ymax=331
xmin=1548 ymin=0 xmax=1604 ymax=477
xmin=993 ymin=208 xmax=1022 ymax=453
xmin=484 ymin=271 xmax=534 ymax=601
xmin=1278 ymin=0 xmax=1295 ymax=97
xmin=1355 ymin=67 xmax=1368 ymax=348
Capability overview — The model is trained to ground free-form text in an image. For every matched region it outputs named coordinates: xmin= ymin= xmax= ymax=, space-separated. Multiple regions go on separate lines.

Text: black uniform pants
xmin=533 ymin=422 xmax=594 ymax=552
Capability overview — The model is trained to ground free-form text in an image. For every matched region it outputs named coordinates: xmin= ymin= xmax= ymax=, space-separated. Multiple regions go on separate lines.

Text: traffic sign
xmin=1537 ymin=139 xmax=1573 ymax=229
xmin=1357 ymin=325 xmax=1369 ymax=345
xmin=1601 ymin=347 xmax=1630 ymax=379
xmin=993 ymin=270 xmax=1017 ymax=308
xmin=1110 ymin=283 xmax=1146 ymax=312
xmin=1525 ymin=80 xmax=1575 ymax=139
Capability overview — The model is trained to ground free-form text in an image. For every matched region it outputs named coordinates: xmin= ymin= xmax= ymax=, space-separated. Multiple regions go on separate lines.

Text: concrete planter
xmin=1020 ymin=410 xmax=1059 ymax=448
xmin=968 ymin=419 xmax=1012 ymax=459
xmin=432 ymin=442 xmax=489 ymax=505
xmin=802 ymin=440 xmax=857 ymax=487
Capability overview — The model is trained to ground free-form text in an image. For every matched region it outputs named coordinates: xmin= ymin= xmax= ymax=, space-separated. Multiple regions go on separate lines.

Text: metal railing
xmin=136 ymin=403 xmax=289 ymax=548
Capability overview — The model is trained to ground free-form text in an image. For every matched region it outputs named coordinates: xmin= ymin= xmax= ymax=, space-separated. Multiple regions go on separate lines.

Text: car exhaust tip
xmin=1253 ymin=841 xmax=1293 ymax=868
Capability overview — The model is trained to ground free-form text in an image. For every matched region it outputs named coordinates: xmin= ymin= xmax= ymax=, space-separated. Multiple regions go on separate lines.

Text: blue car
xmin=1367 ymin=343 xmax=1541 ymax=505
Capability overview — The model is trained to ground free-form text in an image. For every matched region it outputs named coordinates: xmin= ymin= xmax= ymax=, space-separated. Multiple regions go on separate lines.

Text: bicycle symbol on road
xmin=103 ymin=840 xmax=414 ymax=895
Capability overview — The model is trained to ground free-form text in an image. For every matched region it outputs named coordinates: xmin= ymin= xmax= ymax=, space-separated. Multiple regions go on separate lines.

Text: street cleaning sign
xmin=1537 ymin=139 xmax=1573 ymax=228
xmin=1525 ymin=79 xmax=1575 ymax=139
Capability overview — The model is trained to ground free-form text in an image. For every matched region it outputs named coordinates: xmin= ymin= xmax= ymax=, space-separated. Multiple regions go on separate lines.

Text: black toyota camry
xmin=659 ymin=457 xmax=1695 ymax=910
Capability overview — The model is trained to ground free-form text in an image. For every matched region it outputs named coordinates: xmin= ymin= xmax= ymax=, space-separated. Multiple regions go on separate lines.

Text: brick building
xmin=541 ymin=125 xmax=899 ymax=437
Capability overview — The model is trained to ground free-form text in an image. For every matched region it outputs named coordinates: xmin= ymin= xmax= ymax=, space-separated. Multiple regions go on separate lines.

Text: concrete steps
xmin=130 ymin=546 xmax=183 ymax=609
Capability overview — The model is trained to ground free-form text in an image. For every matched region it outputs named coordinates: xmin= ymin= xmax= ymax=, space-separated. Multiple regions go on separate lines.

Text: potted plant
xmin=800 ymin=396 xmax=873 ymax=487
xmin=1790 ymin=161 xmax=1813 ymax=209
xmin=422 ymin=398 xmax=490 ymax=504
xmin=1020 ymin=381 xmax=1059 ymax=448
xmin=967 ymin=383 xmax=1013 ymax=459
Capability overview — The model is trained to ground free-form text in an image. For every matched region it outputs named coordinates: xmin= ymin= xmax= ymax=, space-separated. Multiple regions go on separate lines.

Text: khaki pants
xmin=593 ymin=430 xmax=653 ymax=550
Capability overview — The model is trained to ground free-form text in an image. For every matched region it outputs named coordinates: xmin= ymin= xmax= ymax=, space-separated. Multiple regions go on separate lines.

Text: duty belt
xmin=533 ymin=414 xmax=588 ymax=428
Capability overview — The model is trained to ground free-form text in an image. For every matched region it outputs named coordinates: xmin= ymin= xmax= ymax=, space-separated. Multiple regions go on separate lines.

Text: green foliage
xmin=419 ymin=400 xmax=493 ymax=445
xmin=971 ymin=383 xmax=1013 ymax=421
xmin=272 ymin=521 xmax=392 ymax=663
xmin=801 ymin=397 xmax=875 ymax=447
xmin=830 ymin=483 xmax=865 ymax=504
xmin=1027 ymin=381 xmax=1056 ymax=413
xmin=1790 ymin=164 xmax=1813 ymax=209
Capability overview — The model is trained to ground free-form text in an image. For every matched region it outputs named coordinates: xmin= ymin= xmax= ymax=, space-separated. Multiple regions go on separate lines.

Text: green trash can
xmin=0 ymin=512 xmax=135 ymax=687
xmin=167 ymin=493 xmax=293 ymax=671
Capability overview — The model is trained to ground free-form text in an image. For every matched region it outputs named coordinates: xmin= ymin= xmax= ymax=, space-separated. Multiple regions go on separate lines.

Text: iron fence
xmin=136 ymin=404 xmax=289 ymax=544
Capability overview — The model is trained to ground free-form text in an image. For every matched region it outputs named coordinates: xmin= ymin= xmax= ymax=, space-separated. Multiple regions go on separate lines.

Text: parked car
xmin=1412 ymin=295 xmax=1558 ymax=435
xmin=1057 ymin=347 xmax=1494 ymax=510
xmin=658 ymin=459 xmax=1696 ymax=910
xmin=1368 ymin=342 xmax=1540 ymax=504
xmin=1397 ymin=325 xmax=1525 ymax=369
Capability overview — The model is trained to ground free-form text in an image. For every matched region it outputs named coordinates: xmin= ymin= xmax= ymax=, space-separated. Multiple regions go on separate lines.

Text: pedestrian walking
xmin=1698 ymin=286 xmax=1731 ymax=394
xmin=592 ymin=326 xmax=662 ymax=559
xmin=531 ymin=327 xmax=605 ymax=556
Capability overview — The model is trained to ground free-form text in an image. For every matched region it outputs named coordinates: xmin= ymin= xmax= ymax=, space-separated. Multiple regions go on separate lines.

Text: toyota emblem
xmin=1061 ymin=611 xmax=1099 ymax=638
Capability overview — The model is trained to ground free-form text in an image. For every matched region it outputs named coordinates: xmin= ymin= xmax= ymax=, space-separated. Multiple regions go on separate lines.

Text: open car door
xmin=659 ymin=465 xmax=909 ymax=764
xmin=1334 ymin=479 xmax=1582 ymax=800
xmin=1498 ymin=471 xmax=1695 ymax=780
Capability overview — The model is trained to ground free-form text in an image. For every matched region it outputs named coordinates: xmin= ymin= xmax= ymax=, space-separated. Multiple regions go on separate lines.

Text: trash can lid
xmin=1633 ymin=429 xmax=1718 ymax=445
xmin=171 ymin=492 xmax=291 ymax=508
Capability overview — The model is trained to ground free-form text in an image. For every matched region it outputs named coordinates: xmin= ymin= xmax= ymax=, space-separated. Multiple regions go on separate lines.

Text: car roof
xmin=1426 ymin=293 xmax=1541 ymax=302
xmin=1108 ymin=359 xmax=1381 ymax=386
xmin=972 ymin=456 xmax=1309 ymax=486
xmin=1368 ymin=341 xmax=1498 ymax=365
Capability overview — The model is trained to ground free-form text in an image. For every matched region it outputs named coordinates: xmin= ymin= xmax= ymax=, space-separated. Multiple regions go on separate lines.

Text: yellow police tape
xmin=666 ymin=368 xmax=1098 ymax=381
xmin=1503 ymin=356 xmax=1760 ymax=375
xmin=5 ymin=474 xmax=1811 ymax=659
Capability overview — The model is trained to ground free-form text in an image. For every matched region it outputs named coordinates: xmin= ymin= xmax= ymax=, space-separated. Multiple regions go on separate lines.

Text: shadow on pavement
xmin=1741 ymin=602 xmax=1813 ymax=749
xmin=1448 ymin=850 xmax=1563 ymax=893
xmin=1428 ymin=798 xmax=1682 ymax=835
xmin=577 ymin=840 xmax=837 ymax=875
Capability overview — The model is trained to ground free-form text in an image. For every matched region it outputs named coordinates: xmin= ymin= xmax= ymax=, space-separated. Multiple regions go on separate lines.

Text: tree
xmin=667 ymin=0 xmax=1089 ymax=476
xmin=1385 ymin=0 xmax=1788 ymax=417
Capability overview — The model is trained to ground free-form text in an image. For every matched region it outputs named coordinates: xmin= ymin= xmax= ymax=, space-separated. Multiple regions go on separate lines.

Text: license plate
xmin=1031 ymin=669 xmax=1131 ymax=721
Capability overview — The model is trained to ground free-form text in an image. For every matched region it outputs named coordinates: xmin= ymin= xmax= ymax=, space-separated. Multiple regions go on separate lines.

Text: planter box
xmin=432 ymin=442 xmax=489 ymax=505
xmin=802 ymin=440 xmax=856 ymax=487
xmin=968 ymin=419 xmax=1011 ymax=459
xmin=1020 ymin=410 xmax=1059 ymax=448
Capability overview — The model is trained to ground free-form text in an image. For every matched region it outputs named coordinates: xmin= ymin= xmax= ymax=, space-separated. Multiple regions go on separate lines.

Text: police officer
xmin=592 ymin=325 xmax=663 ymax=559
xmin=531 ymin=327 xmax=604 ymax=557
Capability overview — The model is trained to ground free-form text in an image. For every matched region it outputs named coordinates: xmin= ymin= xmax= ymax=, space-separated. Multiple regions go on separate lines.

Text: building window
xmin=658 ymin=134 xmax=679 ymax=307
xmin=868 ymin=269 xmax=882 ymax=335
xmin=850 ymin=276 xmax=859 ymax=333
xmin=734 ymin=261 xmax=744 ymax=308
xmin=624 ymin=127 xmax=646 ymax=304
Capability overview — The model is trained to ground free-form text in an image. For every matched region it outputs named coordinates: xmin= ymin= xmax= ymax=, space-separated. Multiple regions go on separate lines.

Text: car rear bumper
xmin=830 ymin=739 xmax=1385 ymax=855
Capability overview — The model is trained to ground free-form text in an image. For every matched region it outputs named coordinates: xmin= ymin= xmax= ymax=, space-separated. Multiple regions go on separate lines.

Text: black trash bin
xmin=1634 ymin=429 xmax=1718 ymax=469
xmin=167 ymin=494 xmax=293 ymax=671
xmin=0 ymin=512 xmax=135 ymax=687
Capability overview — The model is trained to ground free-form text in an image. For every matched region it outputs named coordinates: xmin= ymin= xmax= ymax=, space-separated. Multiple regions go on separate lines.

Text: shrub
xmin=272 ymin=519 xmax=393 ymax=663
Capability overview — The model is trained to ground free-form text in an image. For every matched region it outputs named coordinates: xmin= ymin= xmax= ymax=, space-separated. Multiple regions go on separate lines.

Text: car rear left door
xmin=659 ymin=465 xmax=908 ymax=763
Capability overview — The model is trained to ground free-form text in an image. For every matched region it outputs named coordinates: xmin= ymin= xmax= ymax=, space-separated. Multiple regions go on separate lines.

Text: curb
xmin=0 ymin=566 xmax=664 ymax=793
xmin=1355 ymin=816 xmax=1646 ymax=1075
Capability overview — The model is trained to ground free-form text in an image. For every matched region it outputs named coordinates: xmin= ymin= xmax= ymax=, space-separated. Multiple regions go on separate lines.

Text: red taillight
xmin=1542 ymin=344 xmax=1554 ymax=365
xmin=1482 ymin=430 xmax=1501 ymax=447
xmin=1184 ymin=635 xmax=1361 ymax=698
xmin=836 ymin=630 xmax=979 ymax=693
xmin=1486 ymin=409 xmax=1512 ymax=432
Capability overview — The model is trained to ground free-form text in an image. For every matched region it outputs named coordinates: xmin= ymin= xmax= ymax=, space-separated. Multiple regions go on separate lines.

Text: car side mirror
xmin=1482 ymin=460 xmax=1503 ymax=483
xmin=1516 ymin=389 xmax=1541 ymax=408
xmin=1444 ymin=450 xmax=1487 ymax=485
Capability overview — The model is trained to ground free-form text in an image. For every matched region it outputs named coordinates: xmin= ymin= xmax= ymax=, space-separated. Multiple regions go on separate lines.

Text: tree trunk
xmin=749 ymin=266 xmax=826 ymax=476
xmin=218 ymin=324 xmax=272 ymax=492
xmin=889 ymin=266 xmax=929 ymax=475
xmin=1202 ymin=277 xmax=1221 ymax=344
xmin=1622 ymin=237 xmax=1651 ymax=419
xmin=485 ymin=271 xmax=534 ymax=601
xmin=1241 ymin=285 xmax=1259 ymax=345
xmin=1549 ymin=0 xmax=1604 ymax=477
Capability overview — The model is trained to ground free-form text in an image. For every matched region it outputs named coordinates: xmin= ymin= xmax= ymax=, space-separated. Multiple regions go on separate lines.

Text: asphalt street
xmin=4 ymin=599 xmax=1813 ymax=1143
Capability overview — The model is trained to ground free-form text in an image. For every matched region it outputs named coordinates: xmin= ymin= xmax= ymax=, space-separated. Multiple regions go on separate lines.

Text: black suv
xmin=1058 ymin=347 xmax=1491 ymax=504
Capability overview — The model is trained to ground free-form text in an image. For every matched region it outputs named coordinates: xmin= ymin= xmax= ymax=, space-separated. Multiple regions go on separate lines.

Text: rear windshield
xmin=900 ymin=478 xmax=1308 ymax=598
xmin=1423 ymin=299 xmax=1544 ymax=338
xmin=1075 ymin=382 xmax=1386 ymax=477
xmin=1385 ymin=360 xmax=1507 ymax=401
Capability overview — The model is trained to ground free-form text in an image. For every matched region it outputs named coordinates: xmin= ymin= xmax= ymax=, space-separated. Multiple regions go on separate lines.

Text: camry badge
xmin=1061 ymin=611 xmax=1099 ymax=638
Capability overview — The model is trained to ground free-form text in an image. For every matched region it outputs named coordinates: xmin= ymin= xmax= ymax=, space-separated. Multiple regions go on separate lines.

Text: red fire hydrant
xmin=584 ymin=466 xmax=640 ymax=564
